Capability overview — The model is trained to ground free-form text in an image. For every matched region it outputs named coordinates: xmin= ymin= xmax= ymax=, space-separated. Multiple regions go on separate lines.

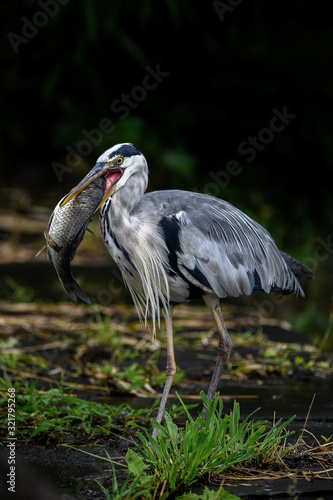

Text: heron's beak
xmin=60 ymin=160 xmax=123 ymax=211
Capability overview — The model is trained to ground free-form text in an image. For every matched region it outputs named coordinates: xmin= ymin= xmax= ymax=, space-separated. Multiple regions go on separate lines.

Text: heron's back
xmin=132 ymin=190 xmax=312 ymax=301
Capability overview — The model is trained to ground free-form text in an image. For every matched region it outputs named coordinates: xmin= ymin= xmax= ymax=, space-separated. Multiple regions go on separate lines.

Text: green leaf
xmin=164 ymin=412 xmax=180 ymax=444
xmin=175 ymin=486 xmax=241 ymax=499
xmin=126 ymin=448 xmax=148 ymax=478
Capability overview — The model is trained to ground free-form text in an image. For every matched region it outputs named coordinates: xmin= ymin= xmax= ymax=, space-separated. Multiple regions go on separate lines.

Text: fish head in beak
xmin=61 ymin=156 xmax=124 ymax=210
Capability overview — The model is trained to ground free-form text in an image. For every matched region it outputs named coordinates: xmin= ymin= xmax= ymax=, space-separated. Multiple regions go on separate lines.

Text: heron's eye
xmin=116 ymin=157 xmax=124 ymax=165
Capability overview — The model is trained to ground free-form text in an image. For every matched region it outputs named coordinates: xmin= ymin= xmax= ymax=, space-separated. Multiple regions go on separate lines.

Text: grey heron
xmin=62 ymin=142 xmax=313 ymax=429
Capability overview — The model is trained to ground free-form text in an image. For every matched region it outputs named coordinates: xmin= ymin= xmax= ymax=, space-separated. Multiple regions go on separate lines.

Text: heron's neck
xmin=100 ymin=168 xmax=170 ymax=332
xmin=106 ymin=171 xmax=147 ymax=230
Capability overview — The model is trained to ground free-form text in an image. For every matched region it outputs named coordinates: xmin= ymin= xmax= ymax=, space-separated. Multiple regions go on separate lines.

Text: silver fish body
xmin=45 ymin=177 xmax=105 ymax=303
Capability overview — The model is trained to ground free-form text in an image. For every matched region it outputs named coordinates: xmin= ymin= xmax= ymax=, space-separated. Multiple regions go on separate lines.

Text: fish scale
xmin=43 ymin=177 xmax=105 ymax=303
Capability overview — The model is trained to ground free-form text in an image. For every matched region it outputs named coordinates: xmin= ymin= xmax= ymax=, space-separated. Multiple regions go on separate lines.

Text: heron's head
xmin=61 ymin=143 xmax=147 ymax=210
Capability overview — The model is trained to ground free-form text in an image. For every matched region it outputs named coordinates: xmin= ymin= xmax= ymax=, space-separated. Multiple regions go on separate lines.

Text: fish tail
xmin=62 ymin=278 xmax=92 ymax=305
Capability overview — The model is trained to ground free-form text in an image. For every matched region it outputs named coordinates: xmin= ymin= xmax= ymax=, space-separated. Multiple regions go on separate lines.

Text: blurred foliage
xmin=2 ymin=1 xmax=332 ymax=226
xmin=1 ymin=1 xmax=332 ymax=332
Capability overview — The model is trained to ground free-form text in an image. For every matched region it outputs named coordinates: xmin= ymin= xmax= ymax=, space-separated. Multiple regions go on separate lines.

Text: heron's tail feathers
xmin=280 ymin=251 xmax=314 ymax=285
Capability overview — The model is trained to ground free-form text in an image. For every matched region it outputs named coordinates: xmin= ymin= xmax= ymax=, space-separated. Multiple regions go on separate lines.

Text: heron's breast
xmin=100 ymin=214 xmax=137 ymax=278
xmin=104 ymin=237 xmax=137 ymax=278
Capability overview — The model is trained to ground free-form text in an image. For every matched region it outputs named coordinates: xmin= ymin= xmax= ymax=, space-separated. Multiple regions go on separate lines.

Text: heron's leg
xmin=206 ymin=305 xmax=232 ymax=400
xmin=152 ymin=309 xmax=176 ymax=437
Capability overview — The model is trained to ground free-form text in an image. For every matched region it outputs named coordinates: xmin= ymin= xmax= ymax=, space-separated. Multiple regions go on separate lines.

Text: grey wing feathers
xmin=179 ymin=202 xmax=303 ymax=297
xmin=142 ymin=190 xmax=305 ymax=298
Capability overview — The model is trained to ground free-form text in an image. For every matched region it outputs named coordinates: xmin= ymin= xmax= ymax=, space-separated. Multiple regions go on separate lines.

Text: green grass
xmin=1 ymin=298 xmax=332 ymax=498
xmin=2 ymin=372 xmax=332 ymax=499
xmin=0 ymin=301 xmax=185 ymax=398
xmin=130 ymin=392 xmax=294 ymax=497
xmin=0 ymin=373 xmax=194 ymax=443
xmin=71 ymin=392 xmax=295 ymax=499
xmin=229 ymin=328 xmax=332 ymax=379
xmin=4 ymin=277 xmax=35 ymax=303
xmin=0 ymin=374 xmax=154 ymax=442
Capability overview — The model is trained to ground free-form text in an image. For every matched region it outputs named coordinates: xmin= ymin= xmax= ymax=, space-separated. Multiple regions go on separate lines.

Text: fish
xmin=37 ymin=176 xmax=105 ymax=303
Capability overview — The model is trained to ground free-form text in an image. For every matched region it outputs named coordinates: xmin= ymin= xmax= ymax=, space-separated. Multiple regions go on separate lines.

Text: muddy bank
xmin=1 ymin=301 xmax=332 ymax=498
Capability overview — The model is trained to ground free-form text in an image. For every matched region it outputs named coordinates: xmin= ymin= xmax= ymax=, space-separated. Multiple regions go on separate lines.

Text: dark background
xmin=1 ymin=0 xmax=332 ymax=340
